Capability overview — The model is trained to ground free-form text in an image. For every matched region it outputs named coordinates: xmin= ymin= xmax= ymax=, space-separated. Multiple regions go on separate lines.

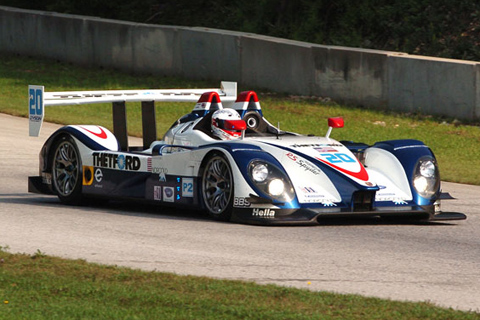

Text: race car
xmin=28 ymin=82 xmax=466 ymax=225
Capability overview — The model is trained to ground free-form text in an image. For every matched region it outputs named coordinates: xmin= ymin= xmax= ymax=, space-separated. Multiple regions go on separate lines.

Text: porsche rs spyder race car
xmin=28 ymin=82 xmax=466 ymax=225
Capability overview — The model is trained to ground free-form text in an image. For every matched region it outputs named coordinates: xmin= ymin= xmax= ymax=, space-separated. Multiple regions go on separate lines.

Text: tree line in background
xmin=2 ymin=0 xmax=480 ymax=61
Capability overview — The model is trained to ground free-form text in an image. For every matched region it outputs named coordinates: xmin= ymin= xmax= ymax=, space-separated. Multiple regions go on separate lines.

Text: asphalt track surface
xmin=1 ymin=113 xmax=479 ymax=312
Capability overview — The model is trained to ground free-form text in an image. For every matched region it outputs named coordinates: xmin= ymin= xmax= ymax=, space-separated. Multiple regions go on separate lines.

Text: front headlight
xmin=268 ymin=179 xmax=285 ymax=196
xmin=413 ymin=158 xmax=440 ymax=198
xmin=251 ymin=163 xmax=268 ymax=182
xmin=419 ymin=160 xmax=436 ymax=178
xmin=249 ymin=160 xmax=294 ymax=202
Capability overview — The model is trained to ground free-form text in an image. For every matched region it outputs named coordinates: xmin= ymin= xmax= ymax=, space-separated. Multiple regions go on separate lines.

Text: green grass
xmin=2 ymin=54 xmax=479 ymax=184
xmin=0 ymin=247 xmax=478 ymax=319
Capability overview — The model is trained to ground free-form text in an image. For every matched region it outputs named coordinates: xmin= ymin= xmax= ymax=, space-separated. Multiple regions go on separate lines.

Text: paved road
xmin=1 ymin=113 xmax=479 ymax=312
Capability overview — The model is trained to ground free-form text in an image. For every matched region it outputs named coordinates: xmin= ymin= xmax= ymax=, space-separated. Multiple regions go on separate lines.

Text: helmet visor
xmin=218 ymin=119 xmax=246 ymax=131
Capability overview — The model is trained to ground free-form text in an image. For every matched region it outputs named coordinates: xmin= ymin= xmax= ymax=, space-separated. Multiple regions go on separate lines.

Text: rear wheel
xmin=51 ymin=135 xmax=83 ymax=205
xmin=201 ymin=153 xmax=234 ymax=221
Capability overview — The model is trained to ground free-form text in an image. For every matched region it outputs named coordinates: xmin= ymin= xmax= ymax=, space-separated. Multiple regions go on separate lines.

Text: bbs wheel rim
xmin=202 ymin=155 xmax=233 ymax=215
xmin=53 ymin=140 xmax=80 ymax=197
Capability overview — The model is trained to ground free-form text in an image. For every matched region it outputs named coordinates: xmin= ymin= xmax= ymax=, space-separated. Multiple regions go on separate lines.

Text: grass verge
xmin=0 ymin=247 xmax=478 ymax=319
xmin=1 ymin=54 xmax=480 ymax=184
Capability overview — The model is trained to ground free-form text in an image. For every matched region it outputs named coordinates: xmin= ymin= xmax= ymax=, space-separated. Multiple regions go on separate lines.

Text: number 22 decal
xmin=320 ymin=153 xmax=356 ymax=164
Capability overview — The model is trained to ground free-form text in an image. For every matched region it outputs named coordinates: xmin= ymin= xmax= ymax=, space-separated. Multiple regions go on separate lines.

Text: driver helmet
xmin=211 ymin=109 xmax=246 ymax=140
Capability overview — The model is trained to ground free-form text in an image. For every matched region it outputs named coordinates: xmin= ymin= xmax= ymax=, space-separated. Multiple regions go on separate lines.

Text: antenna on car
xmin=277 ymin=122 xmax=280 ymax=139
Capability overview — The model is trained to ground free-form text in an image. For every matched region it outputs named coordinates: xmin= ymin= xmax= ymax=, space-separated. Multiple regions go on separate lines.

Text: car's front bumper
xmin=230 ymin=205 xmax=466 ymax=225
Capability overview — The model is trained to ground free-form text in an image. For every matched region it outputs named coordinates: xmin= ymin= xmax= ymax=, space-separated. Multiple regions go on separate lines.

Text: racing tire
xmin=51 ymin=135 xmax=83 ymax=205
xmin=201 ymin=153 xmax=234 ymax=221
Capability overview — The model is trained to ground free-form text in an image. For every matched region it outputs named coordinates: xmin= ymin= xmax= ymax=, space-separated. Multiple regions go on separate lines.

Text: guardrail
xmin=1 ymin=5 xmax=479 ymax=120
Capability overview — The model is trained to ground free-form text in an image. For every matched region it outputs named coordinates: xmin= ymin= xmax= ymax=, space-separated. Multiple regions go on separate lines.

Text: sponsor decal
xmin=94 ymin=168 xmax=103 ymax=183
xmin=152 ymin=167 xmax=168 ymax=182
xmin=93 ymin=152 xmax=141 ymax=171
xmin=304 ymin=194 xmax=324 ymax=200
xmin=82 ymin=166 xmax=94 ymax=186
xmin=163 ymin=187 xmax=174 ymax=202
xmin=176 ymin=185 xmax=182 ymax=201
xmin=89 ymin=168 xmax=104 ymax=188
xmin=301 ymin=186 xmax=317 ymax=193
xmin=323 ymin=202 xmax=337 ymax=207
xmin=286 ymin=152 xmax=321 ymax=175
xmin=376 ymin=194 xmax=409 ymax=205
xmin=154 ymin=186 xmax=162 ymax=201
xmin=290 ymin=143 xmax=343 ymax=148
xmin=234 ymin=197 xmax=251 ymax=207
xmin=29 ymin=115 xmax=42 ymax=122
xmin=299 ymin=187 xmax=329 ymax=203
xmin=297 ymin=160 xmax=320 ymax=175
xmin=314 ymin=147 xmax=338 ymax=153
xmin=252 ymin=208 xmax=275 ymax=218
xmin=182 ymin=178 xmax=194 ymax=197
xmin=298 ymin=186 xmax=339 ymax=205
xmin=378 ymin=192 xmax=395 ymax=197
xmin=152 ymin=167 xmax=168 ymax=174
xmin=286 ymin=152 xmax=297 ymax=161
xmin=175 ymin=177 xmax=183 ymax=201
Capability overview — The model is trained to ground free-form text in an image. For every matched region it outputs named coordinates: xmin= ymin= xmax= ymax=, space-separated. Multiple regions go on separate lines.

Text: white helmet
xmin=211 ymin=109 xmax=246 ymax=140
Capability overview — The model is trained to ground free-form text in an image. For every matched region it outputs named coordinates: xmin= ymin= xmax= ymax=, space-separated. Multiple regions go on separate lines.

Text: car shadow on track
xmin=4 ymin=193 xmax=212 ymax=223
xmin=316 ymin=215 xmax=454 ymax=227
xmin=4 ymin=193 xmax=458 ymax=227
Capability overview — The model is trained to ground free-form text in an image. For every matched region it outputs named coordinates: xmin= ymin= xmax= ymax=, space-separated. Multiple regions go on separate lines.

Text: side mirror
xmin=326 ymin=117 xmax=344 ymax=138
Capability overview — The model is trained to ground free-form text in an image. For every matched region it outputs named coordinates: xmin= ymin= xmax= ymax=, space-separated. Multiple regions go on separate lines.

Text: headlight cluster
xmin=413 ymin=158 xmax=440 ymax=198
xmin=249 ymin=160 xmax=295 ymax=202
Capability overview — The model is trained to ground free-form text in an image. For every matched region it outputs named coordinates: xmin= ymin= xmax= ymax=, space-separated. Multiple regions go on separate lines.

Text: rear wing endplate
xmin=28 ymin=82 xmax=237 ymax=149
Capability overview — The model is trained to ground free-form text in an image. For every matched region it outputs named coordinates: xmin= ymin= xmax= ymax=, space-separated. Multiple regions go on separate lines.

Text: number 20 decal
xmin=320 ymin=153 xmax=356 ymax=164
xmin=29 ymin=87 xmax=43 ymax=116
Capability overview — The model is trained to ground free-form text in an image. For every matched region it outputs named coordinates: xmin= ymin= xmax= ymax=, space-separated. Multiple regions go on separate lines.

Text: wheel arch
xmin=43 ymin=126 xmax=115 ymax=172
xmin=371 ymin=139 xmax=440 ymax=205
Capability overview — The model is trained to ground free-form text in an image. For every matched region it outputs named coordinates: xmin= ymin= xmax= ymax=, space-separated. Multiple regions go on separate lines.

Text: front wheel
xmin=51 ymin=135 xmax=83 ymax=205
xmin=201 ymin=153 xmax=234 ymax=221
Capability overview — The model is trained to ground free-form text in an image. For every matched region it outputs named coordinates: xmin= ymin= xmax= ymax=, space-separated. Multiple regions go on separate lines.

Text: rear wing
xmin=28 ymin=81 xmax=237 ymax=149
